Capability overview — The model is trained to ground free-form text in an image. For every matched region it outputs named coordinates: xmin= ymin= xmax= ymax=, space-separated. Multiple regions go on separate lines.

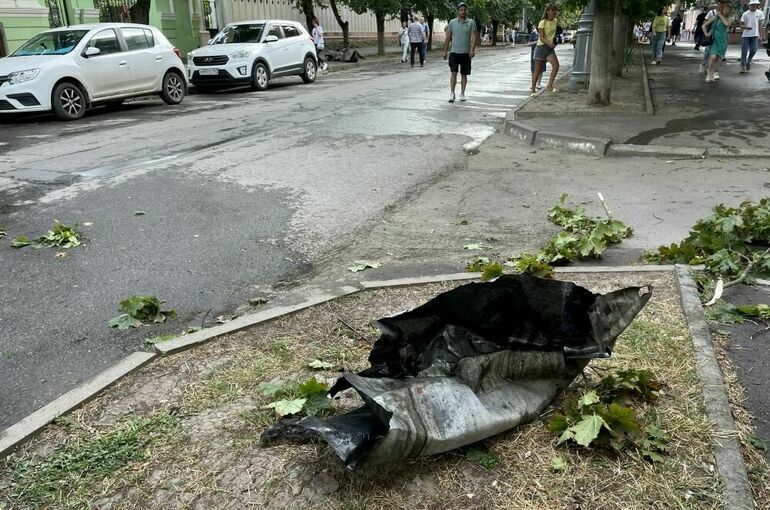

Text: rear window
xmin=210 ymin=24 xmax=265 ymax=44
xmin=122 ymin=27 xmax=154 ymax=50
xmin=282 ymin=25 xmax=300 ymax=38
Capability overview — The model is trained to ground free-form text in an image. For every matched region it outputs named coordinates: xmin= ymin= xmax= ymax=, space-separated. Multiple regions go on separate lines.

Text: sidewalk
xmin=510 ymin=43 xmax=770 ymax=155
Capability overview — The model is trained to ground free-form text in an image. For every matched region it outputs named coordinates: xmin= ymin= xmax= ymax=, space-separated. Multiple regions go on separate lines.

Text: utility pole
xmin=569 ymin=0 xmax=597 ymax=91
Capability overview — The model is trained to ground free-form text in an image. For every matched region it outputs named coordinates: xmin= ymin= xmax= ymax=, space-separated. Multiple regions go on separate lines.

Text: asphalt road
xmin=0 ymin=46 xmax=558 ymax=428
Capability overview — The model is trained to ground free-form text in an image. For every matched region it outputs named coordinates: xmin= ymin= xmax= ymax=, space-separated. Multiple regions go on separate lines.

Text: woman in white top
xmin=399 ymin=21 xmax=410 ymax=63
xmin=311 ymin=17 xmax=328 ymax=71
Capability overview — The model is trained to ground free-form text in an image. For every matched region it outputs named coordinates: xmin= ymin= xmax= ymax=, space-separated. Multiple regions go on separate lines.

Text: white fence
xmin=212 ymin=0 xmax=446 ymax=37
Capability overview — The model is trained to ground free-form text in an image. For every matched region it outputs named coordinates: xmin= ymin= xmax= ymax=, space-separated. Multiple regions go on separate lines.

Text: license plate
xmin=199 ymin=68 xmax=219 ymax=76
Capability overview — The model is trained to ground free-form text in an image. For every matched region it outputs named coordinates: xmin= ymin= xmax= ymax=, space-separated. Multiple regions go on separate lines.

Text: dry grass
xmin=0 ymin=272 xmax=728 ymax=510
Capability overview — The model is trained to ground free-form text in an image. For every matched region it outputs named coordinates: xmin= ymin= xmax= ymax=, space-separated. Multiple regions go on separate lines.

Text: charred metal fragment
xmin=262 ymin=274 xmax=652 ymax=469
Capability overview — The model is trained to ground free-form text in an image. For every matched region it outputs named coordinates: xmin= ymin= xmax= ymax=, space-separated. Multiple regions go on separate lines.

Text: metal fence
xmin=95 ymin=0 xmax=140 ymax=23
xmin=47 ymin=0 xmax=67 ymax=28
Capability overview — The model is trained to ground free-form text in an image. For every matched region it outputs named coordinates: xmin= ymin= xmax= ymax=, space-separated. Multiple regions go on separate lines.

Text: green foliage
xmin=705 ymin=300 xmax=770 ymax=324
xmin=549 ymin=369 xmax=668 ymax=461
xmin=506 ymin=253 xmax=555 ymax=278
xmin=37 ymin=221 xmax=82 ymax=248
xmin=307 ymin=359 xmax=335 ymax=370
xmin=464 ymin=257 xmax=503 ymax=281
xmin=0 ymin=226 xmax=5 ymax=239
xmin=11 ymin=235 xmax=31 ymax=248
xmin=2 ymin=413 xmax=179 ymax=508
xmin=109 ymin=295 xmax=177 ymax=329
xmin=465 ymin=448 xmax=500 ymax=469
xmin=261 ymin=377 xmax=332 ymax=418
xmin=643 ymin=199 xmax=770 ymax=279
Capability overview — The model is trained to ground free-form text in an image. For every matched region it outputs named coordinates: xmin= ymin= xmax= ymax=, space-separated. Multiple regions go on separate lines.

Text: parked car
xmin=0 ymin=23 xmax=186 ymax=121
xmin=187 ymin=20 xmax=318 ymax=91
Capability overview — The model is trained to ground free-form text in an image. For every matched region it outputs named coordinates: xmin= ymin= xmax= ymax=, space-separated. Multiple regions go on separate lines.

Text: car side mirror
xmin=84 ymin=47 xmax=101 ymax=57
xmin=265 ymin=35 xmax=279 ymax=43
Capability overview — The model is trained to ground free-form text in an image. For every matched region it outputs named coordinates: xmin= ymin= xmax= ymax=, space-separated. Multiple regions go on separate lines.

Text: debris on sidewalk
xmin=262 ymin=274 xmax=652 ymax=468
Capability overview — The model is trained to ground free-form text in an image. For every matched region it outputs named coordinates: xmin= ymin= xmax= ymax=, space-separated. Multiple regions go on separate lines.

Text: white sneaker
xmin=448 ymin=92 xmax=456 ymax=103
xmin=698 ymin=64 xmax=704 ymax=74
xmin=322 ymin=62 xmax=328 ymax=71
xmin=714 ymin=72 xmax=720 ymax=80
xmin=460 ymin=93 xmax=467 ymax=102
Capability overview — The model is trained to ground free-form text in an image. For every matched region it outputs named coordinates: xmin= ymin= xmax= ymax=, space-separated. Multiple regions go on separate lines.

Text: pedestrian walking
xmin=527 ymin=25 xmax=545 ymax=90
xmin=311 ymin=17 xmax=328 ymax=72
xmin=530 ymin=3 xmax=560 ymax=96
xmin=671 ymin=13 xmax=682 ymax=45
xmin=698 ymin=3 xmax=718 ymax=74
xmin=399 ymin=20 xmax=409 ymax=63
xmin=740 ymin=0 xmax=765 ymax=73
xmin=408 ymin=15 xmax=426 ymax=67
xmin=650 ymin=7 xmax=671 ymax=64
xmin=694 ymin=5 xmax=710 ymax=49
xmin=421 ymin=16 xmax=430 ymax=62
xmin=703 ymin=2 xmax=732 ymax=83
xmin=443 ymin=2 xmax=476 ymax=103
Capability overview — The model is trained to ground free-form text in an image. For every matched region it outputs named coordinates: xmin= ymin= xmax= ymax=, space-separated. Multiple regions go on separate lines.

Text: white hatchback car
xmin=188 ymin=20 xmax=318 ymax=91
xmin=0 ymin=23 xmax=186 ymax=120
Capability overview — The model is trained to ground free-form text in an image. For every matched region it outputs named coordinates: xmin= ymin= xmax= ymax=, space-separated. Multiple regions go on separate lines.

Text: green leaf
xmin=551 ymin=456 xmax=568 ymax=471
xmin=267 ymin=398 xmax=306 ymax=417
xmin=577 ymin=390 xmax=600 ymax=409
xmin=303 ymin=393 xmax=332 ymax=416
xmin=108 ymin=314 xmax=141 ymax=330
xmin=307 ymin=359 xmax=334 ymax=370
xmin=298 ymin=377 xmax=328 ymax=398
xmin=465 ymin=257 xmax=490 ymax=272
xmin=465 ymin=448 xmax=500 ymax=469
xmin=548 ymin=414 xmax=570 ymax=434
xmin=11 ymin=235 xmax=31 ymax=248
xmin=481 ymin=262 xmax=503 ymax=282
xmin=567 ymin=415 xmax=607 ymax=447
xmin=463 ymin=243 xmax=485 ymax=250
xmin=599 ymin=403 xmax=641 ymax=437
xmin=0 ymin=226 xmax=6 ymax=239
xmin=258 ymin=381 xmax=286 ymax=397
xmin=348 ymin=260 xmax=381 ymax=272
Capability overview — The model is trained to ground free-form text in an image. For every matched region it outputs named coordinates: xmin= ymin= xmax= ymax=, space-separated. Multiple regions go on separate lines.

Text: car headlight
xmin=230 ymin=51 xmax=250 ymax=59
xmin=9 ymin=69 xmax=40 ymax=84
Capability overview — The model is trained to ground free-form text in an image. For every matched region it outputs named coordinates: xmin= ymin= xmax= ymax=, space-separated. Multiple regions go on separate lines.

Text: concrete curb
xmin=640 ymin=50 xmax=654 ymax=115
xmin=0 ymin=352 xmax=156 ymax=458
xmin=674 ymin=264 xmax=755 ymax=510
xmin=155 ymin=285 xmax=363 ymax=355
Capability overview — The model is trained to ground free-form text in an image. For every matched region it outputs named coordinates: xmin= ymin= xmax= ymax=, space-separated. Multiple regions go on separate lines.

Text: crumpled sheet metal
xmin=262 ymin=275 xmax=652 ymax=469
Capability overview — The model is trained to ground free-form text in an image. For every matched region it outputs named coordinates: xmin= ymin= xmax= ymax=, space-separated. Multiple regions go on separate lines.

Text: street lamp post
xmin=569 ymin=0 xmax=597 ymax=91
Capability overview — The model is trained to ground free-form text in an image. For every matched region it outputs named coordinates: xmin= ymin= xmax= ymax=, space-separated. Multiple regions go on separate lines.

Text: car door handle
xmin=119 ymin=60 xmax=127 ymax=66
xmin=155 ymin=56 xmax=163 ymax=61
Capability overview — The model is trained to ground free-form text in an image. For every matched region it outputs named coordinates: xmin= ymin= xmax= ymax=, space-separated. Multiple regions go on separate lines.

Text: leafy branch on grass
xmin=109 ymin=295 xmax=177 ymax=330
xmin=549 ymin=369 xmax=669 ymax=462
xmin=705 ymin=301 xmax=770 ymax=324
xmin=644 ymin=199 xmax=770 ymax=284
xmin=259 ymin=377 xmax=332 ymax=418
xmin=464 ymin=194 xmax=632 ymax=281
xmin=11 ymin=221 xmax=82 ymax=250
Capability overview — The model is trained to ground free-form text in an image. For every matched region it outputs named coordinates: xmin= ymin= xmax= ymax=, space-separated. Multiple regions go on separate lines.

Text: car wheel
xmin=51 ymin=82 xmax=86 ymax=121
xmin=301 ymin=57 xmax=317 ymax=83
xmin=160 ymin=71 xmax=186 ymax=105
xmin=251 ymin=62 xmax=269 ymax=91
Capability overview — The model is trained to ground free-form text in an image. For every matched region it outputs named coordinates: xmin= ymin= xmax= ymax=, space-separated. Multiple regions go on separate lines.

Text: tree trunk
xmin=587 ymin=0 xmax=614 ymax=106
xmin=329 ymin=0 xmax=349 ymax=47
xmin=427 ymin=15 xmax=434 ymax=51
xmin=376 ymin=13 xmax=385 ymax=56
xmin=491 ymin=20 xmax=499 ymax=46
xmin=611 ymin=0 xmax=628 ymax=77
xmin=475 ymin=20 xmax=482 ymax=47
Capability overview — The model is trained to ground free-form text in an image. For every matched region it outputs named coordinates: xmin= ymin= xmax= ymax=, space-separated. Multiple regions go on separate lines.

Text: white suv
xmin=0 ymin=23 xmax=186 ymax=120
xmin=188 ymin=20 xmax=318 ymax=91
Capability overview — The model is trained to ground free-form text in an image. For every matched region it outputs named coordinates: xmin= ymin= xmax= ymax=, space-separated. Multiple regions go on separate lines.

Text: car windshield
xmin=11 ymin=30 xmax=89 ymax=56
xmin=209 ymin=24 xmax=265 ymax=44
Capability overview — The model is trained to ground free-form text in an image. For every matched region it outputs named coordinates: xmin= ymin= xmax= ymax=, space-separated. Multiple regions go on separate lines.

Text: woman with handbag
xmin=703 ymin=2 xmax=732 ymax=83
